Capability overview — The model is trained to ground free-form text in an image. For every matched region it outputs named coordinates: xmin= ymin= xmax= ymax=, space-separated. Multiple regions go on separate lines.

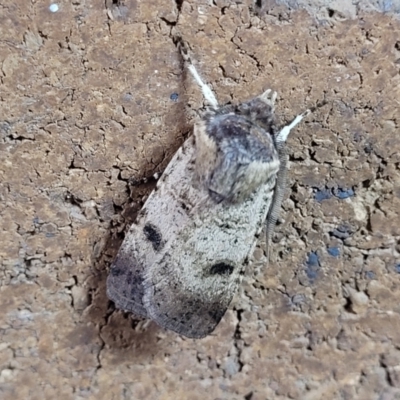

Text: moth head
xmin=194 ymin=113 xmax=280 ymax=204
xmin=235 ymin=97 xmax=276 ymax=133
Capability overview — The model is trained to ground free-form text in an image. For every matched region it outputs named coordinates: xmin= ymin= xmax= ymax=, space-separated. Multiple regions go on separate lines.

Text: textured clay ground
xmin=1 ymin=1 xmax=400 ymax=399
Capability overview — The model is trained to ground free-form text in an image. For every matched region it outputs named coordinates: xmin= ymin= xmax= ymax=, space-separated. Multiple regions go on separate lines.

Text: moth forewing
xmin=142 ymin=153 xmax=279 ymax=338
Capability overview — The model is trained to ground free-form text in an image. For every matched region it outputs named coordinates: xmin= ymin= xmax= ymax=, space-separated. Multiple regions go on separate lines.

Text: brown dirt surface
xmin=1 ymin=0 xmax=400 ymax=399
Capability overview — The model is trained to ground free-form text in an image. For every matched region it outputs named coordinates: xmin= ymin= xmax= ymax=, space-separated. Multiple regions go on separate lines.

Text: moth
xmin=107 ymin=39 xmax=310 ymax=339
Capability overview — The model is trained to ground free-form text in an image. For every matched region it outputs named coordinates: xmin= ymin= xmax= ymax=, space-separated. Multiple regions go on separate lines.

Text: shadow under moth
xmin=107 ymin=39 xmax=311 ymax=339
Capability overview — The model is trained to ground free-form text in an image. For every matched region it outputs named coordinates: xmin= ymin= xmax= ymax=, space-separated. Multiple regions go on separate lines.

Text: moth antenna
xmin=265 ymin=141 xmax=288 ymax=261
xmin=175 ymin=36 xmax=219 ymax=109
xmin=276 ymin=109 xmax=311 ymax=144
xmin=275 ymin=99 xmax=328 ymax=144
xmin=266 ymin=105 xmax=315 ymax=260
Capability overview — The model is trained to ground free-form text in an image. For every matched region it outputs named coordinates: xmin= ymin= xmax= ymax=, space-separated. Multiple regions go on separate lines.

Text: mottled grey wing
xmin=107 ymin=139 xmax=198 ymax=318
xmin=106 ymin=218 xmax=174 ymax=317
xmin=143 ymin=243 xmax=241 ymax=339
xmin=106 ymin=241 xmax=148 ymax=317
xmin=143 ymin=179 xmax=277 ymax=339
xmin=144 ymin=269 xmax=237 ymax=339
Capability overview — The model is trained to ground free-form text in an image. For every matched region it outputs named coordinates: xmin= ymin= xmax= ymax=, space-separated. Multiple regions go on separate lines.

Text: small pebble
xmin=291 ymin=294 xmax=306 ymax=305
xmin=123 ymin=93 xmax=133 ymax=101
xmin=306 ymin=252 xmax=320 ymax=267
xmin=49 ymin=4 xmax=59 ymax=13
xmin=330 ymin=224 xmax=353 ymax=239
xmin=305 ymin=252 xmax=320 ymax=282
xmin=170 ymin=92 xmax=179 ymax=102
xmin=348 ymin=289 xmax=369 ymax=314
xmin=365 ymin=271 xmax=375 ymax=280
xmin=327 ymin=247 xmax=340 ymax=257
xmin=334 ymin=187 xmax=355 ymax=199
xmin=314 ymin=189 xmax=332 ymax=202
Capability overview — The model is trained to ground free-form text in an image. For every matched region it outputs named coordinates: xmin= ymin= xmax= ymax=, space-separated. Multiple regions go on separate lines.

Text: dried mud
xmin=1 ymin=1 xmax=400 ymax=399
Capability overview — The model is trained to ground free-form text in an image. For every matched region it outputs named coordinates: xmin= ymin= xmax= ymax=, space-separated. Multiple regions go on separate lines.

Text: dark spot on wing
xmin=210 ymin=262 xmax=234 ymax=276
xmin=110 ymin=266 xmax=124 ymax=277
xmin=143 ymin=223 xmax=163 ymax=251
